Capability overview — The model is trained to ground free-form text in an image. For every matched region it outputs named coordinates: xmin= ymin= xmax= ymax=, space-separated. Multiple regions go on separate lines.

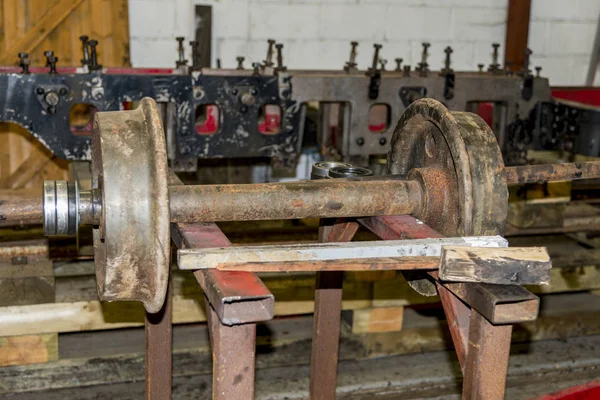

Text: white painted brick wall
xmin=129 ymin=0 xmax=599 ymax=86
xmin=529 ymin=0 xmax=599 ymax=85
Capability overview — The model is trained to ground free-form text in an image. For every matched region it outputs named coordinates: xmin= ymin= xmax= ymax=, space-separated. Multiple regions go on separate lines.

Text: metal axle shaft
xmin=3 ymin=160 xmax=600 ymax=232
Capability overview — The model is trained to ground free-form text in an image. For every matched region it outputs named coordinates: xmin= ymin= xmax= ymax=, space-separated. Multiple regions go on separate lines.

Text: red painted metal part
xmin=436 ymin=282 xmax=470 ymax=371
xmin=309 ymin=220 xmax=359 ymax=400
xmin=171 ymin=223 xmax=274 ymax=325
xmin=533 ymin=380 xmax=600 ymax=400
xmin=172 ymin=222 xmax=271 ymax=400
xmin=552 ymin=87 xmax=600 ymax=107
xmin=0 ymin=66 xmax=176 ymax=75
xmin=360 ymin=215 xmax=516 ymax=399
xmin=358 ymin=215 xmax=443 ymax=240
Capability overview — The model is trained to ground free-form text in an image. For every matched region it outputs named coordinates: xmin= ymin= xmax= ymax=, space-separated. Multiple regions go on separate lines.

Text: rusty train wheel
xmin=387 ymin=98 xmax=507 ymax=294
xmin=91 ymin=98 xmax=170 ymax=313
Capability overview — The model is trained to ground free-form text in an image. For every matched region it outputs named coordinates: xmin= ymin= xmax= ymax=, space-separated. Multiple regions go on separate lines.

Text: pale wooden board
xmin=348 ymin=306 xmax=404 ymax=334
xmin=178 ymin=236 xmax=508 ymax=270
xmin=439 ymin=246 xmax=551 ymax=285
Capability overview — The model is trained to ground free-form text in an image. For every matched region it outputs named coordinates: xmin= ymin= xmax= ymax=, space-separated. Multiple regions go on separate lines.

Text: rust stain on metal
xmin=291 ymin=198 xmax=305 ymax=208
xmin=463 ymin=310 xmax=512 ymax=399
xmin=169 ymin=179 xmax=422 ymax=222
xmin=207 ymin=299 xmax=256 ymax=400
xmin=309 ymin=220 xmax=359 ymax=400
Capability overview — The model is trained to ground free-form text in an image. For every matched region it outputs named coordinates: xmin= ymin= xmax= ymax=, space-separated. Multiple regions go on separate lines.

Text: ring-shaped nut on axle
xmin=43 ymin=180 xmax=79 ymax=236
xmin=387 ymin=98 xmax=507 ymax=295
xmin=91 ymin=97 xmax=170 ymax=314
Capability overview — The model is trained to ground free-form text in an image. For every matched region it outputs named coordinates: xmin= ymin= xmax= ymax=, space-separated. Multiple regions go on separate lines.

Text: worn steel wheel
xmin=91 ymin=98 xmax=170 ymax=313
xmin=387 ymin=98 xmax=507 ymax=294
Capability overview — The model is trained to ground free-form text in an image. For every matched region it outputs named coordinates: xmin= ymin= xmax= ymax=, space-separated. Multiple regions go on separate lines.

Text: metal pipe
xmin=169 ymin=179 xmax=423 ymax=222
xmin=0 ymin=197 xmax=43 ymax=226
xmin=505 ymin=161 xmax=600 ymax=184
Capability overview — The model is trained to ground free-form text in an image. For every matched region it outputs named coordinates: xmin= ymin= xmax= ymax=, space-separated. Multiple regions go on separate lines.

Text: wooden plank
xmin=0 ymin=279 xmax=373 ymax=337
xmin=208 ymin=257 xmax=440 ymax=272
xmin=528 ymin=265 xmax=600 ymax=294
xmin=0 ymin=149 xmax=53 ymax=189
xmin=0 ymin=333 xmax=58 ymax=367
xmin=348 ymin=306 xmax=404 ymax=334
xmin=0 ymin=0 xmax=85 ymax=64
xmin=178 ymin=236 xmax=508 ymax=270
xmin=0 ymin=261 xmax=54 ymax=306
xmin=439 ymin=246 xmax=551 ymax=285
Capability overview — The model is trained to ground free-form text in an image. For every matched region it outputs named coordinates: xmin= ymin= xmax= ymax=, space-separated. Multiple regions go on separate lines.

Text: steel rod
xmin=505 ymin=161 xmax=600 ymax=184
xmin=169 ymin=179 xmax=423 ymax=222
xmin=0 ymin=197 xmax=43 ymax=226
xmin=10 ymin=160 xmax=600 ymax=228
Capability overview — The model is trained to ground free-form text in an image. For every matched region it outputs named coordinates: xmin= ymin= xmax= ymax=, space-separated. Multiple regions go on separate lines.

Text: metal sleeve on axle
xmin=43 ymin=180 xmax=79 ymax=236
xmin=168 ymin=179 xmax=423 ymax=222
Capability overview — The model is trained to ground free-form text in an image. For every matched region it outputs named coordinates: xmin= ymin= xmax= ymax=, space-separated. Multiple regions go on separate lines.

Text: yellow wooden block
xmin=0 ymin=334 xmax=58 ymax=366
xmin=350 ymin=306 xmax=404 ymax=334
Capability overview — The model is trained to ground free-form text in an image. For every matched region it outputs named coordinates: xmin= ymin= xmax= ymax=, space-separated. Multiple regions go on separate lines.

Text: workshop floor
xmin=4 ymin=330 xmax=599 ymax=399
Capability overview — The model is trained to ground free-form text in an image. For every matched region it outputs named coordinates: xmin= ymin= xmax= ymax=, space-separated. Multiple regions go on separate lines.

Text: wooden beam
xmin=439 ymin=246 xmax=551 ymax=285
xmin=347 ymin=306 xmax=404 ymax=334
xmin=0 ymin=334 xmax=58 ymax=367
xmin=177 ymin=236 xmax=508 ymax=271
xmin=504 ymin=0 xmax=532 ymax=73
xmin=0 ymin=0 xmax=85 ymax=65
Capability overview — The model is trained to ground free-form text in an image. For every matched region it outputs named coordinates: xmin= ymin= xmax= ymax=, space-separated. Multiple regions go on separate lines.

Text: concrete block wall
xmin=529 ymin=0 xmax=599 ymax=85
xmin=129 ymin=0 xmax=599 ymax=86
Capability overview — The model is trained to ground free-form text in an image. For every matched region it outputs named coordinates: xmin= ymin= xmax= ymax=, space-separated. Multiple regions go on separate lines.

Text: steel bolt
xmin=356 ymin=137 xmax=365 ymax=146
xmin=80 ymin=35 xmax=90 ymax=66
xmin=379 ymin=137 xmax=387 ymax=145
xmin=18 ymin=52 xmax=30 ymax=74
xmin=88 ymin=40 xmax=101 ymax=70
xmin=44 ymin=50 xmax=58 ymax=74
xmin=236 ymin=56 xmax=245 ymax=70
xmin=395 ymin=58 xmax=403 ymax=71
xmin=345 ymin=41 xmax=359 ymax=71
xmin=275 ymin=43 xmax=286 ymax=71
xmin=264 ymin=39 xmax=276 ymax=67
xmin=379 ymin=59 xmax=387 ymax=71
xmin=44 ymin=91 xmax=60 ymax=106
xmin=370 ymin=44 xmax=382 ymax=72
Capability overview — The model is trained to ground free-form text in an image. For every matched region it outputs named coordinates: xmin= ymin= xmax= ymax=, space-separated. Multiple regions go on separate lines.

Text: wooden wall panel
xmin=0 ymin=0 xmax=130 ymax=191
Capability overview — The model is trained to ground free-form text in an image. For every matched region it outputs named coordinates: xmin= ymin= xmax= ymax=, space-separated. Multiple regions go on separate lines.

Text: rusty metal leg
xmin=145 ymin=277 xmax=172 ymax=400
xmin=206 ymin=298 xmax=256 ymax=400
xmin=172 ymin=222 xmax=273 ymax=400
xmin=360 ymin=215 xmax=527 ymax=399
xmin=462 ymin=310 xmax=512 ymax=400
xmin=309 ymin=221 xmax=358 ymax=400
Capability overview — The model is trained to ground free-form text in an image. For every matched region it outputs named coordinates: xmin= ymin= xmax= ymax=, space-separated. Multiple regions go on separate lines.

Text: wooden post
xmin=505 ymin=0 xmax=532 ymax=73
